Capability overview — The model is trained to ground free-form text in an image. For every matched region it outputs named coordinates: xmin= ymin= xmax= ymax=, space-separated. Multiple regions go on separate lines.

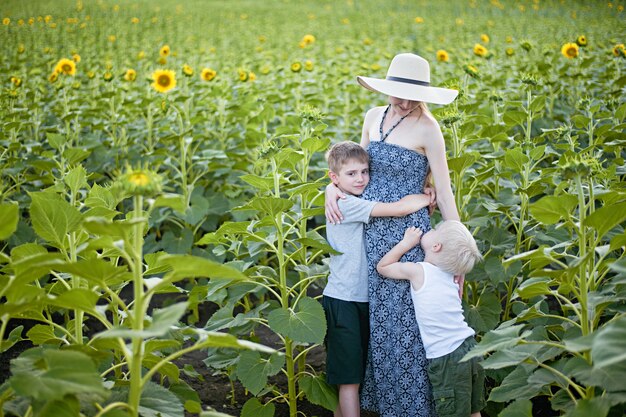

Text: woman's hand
xmin=325 ymin=183 xmax=346 ymax=224
xmin=454 ymin=274 xmax=465 ymax=298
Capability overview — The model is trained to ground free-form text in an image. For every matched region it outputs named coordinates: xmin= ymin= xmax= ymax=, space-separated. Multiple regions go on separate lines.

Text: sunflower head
xmin=301 ymin=34 xmax=316 ymax=45
xmin=201 ymin=68 xmax=217 ymax=81
xmin=291 ymin=62 xmax=302 ymax=72
xmin=131 ymin=17 xmax=139 ymax=24
xmin=238 ymin=69 xmax=248 ymax=82
xmin=124 ymin=69 xmax=137 ymax=81
xmin=520 ymin=40 xmax=533 ymax=51
xmin=55 ymin=58 xmax=77 ymax=76
xmin=17 ymin=44 xmax=25 ymax=54
xmin=103 ymin=71 xmax=113 ymax=82
xmin=414 ymin=16 xmax=424 ymax=23
xmin=248 ymin=72 xmax=256 ymax=82
xmin=2 ymin=18 xmax=10 ymax=26
xmin=612 ymin=44 xmax=626 ymax=58
xmin=151 ymin=69 xmax=176 ymax=93
xmin=48 ymin=72 xmax=58 ymax=83
xmin=10 ymin=77 xmax=22 ymax=87
xmin=72 ymin=53 xmax=81 ymax=63
xmin=480 ymin=34 xmax=490 ymax=43
xmin=304 ymin=60 xmax=314 ymax=71
xmin=576 ymin=35 xmax=587 ymax=47
xmin=505 ymin=47 xmax=515 ymax=56
xmin=463 ymin=64 xmax=480 ymax=78
xmin=182 ymin=64 xmax=194 ymax=77
xmin=160 ymin=44 xmax=170 ymax=57
xmin=116 ymin=166 xmax=163 ymax=197
xmin=473 ymin=44 xmax=488 ymax=57
xmin=436 ymin=50 xmax=449 ymax=62
xmin=561 ymin=42 xmax=579 ymax=59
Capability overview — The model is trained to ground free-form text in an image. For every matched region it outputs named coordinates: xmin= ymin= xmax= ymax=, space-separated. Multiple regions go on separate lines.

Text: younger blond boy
xmin=377 ymin=220 xmax=485 ymax=417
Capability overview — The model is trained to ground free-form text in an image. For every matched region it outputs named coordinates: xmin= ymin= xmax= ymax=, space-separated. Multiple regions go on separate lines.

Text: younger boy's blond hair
xmin=434 ymin=220 xmax=482 ymax=275
xmin=325 ymin=141 xmax=369 ymax=174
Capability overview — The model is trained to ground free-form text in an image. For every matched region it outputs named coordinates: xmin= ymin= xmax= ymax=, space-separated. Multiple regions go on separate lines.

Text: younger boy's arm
xmin=370 ymin=194 xmax=432 ymax=217
xmin=377 ymin=227 xmax=425 ymax=290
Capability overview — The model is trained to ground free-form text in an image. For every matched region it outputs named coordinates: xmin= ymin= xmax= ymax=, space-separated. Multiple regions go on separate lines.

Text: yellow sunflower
xmin=238 ymin=69 xmax=248 ymax=81
xmin=201 ymin=68 xmax=217 ymax=81
xmin=160 ymin=44 xmax=170 ymax=57
xmin=124 ymin=69 xmax=136 ymax=81
xmin=505 ymin=47 xmax=515 ymax=56
xmin=151 ymin=69 xmax=176 ymax=92
xmin=414 ymin=16 xmax=424 ymax=23
xmin=291 ymin=62 xmax=302 ymax=72
xmin=2 ymin=17 xmax=10 ymax=26
xmin=72 ymin=53 xmax=81 ymax=63
xmin=182 ymin=64 xmax=194 ymax=77
xmin=436 ymin=50 xmax=449 ymax=62
xmin=10 ymin=77 xmax=22 ymax=87
xmin=301 ymin=34 xmax=316 ymax=46
xmin=48 ymin=72 xmax=58 ymax=83
xmin=473 ymin=44 xmax=488 ymax=57
xmin=131 ymin=17 xmax=139 ymax=24
xmin=613 ymin=44 xmax=626 ymax=57
xmin=480 ymin=34 xmax=490 ymax=43
xmin=463 ymin=64 xmax=479 ymax=78
xmin=103 ymin=71 xmax=113 ymax=82
xmin=304 ymin=60 xmax=314 ymax=71
xmin=576 ymin=35 xmax=587 ymax=46
xmin=17 ymin=44 xmax=25 ymax=54
xmin=248 ymin=72 xmax=256 ymax=82
xmin=561 ymin=42 xmax=579 ymax=58
xmin=55 ymin=58 xmax=77 ymax=75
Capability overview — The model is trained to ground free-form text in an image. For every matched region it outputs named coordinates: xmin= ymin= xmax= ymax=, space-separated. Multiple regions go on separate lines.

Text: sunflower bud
xmin=116 ymin=166 xmax=163 ymax=197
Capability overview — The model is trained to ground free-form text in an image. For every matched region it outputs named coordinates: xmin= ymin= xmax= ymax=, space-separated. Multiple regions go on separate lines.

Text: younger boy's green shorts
xmin=322 ymin=296 xmax=369 ymax=385
xmin=427 ymin=336 xmax=485 ymax=417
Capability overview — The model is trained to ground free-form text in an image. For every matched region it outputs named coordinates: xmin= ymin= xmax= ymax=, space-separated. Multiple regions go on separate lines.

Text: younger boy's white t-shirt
xmin=323 ymin=195 xmax=377 ymax=302
xmin=410 ymin=262 xmax=475 ymax=359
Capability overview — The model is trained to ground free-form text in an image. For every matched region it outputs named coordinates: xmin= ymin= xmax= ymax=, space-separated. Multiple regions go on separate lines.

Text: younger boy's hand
xmin=401 ymin=226 xmax=423 ymax=247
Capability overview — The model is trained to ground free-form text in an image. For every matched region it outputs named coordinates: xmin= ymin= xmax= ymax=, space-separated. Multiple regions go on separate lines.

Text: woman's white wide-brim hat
xmin=357 ymin=53 xmax=458 ymax=105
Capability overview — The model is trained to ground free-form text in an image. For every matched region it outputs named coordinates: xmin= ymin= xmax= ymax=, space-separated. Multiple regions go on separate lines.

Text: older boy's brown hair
xmin=325 ymin=141 xmax=369 ymax=174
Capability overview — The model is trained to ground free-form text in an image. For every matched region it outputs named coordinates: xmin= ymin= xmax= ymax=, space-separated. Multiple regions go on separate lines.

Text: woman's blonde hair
xmin=434 ymin=220 xmax=482 ymax=275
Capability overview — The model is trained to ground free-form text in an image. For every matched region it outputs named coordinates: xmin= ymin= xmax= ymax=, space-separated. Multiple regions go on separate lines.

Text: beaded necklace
xmin=379 ymin=104 xmax=419 ymax=142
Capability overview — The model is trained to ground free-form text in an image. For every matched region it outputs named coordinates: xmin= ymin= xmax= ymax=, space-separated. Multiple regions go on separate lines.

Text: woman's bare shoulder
xmin=417 ymin=111 xmax=444 ymax=138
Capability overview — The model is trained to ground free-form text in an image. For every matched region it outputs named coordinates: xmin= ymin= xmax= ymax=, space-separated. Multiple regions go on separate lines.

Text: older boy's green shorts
xmin=427 ymin=336 xmax=485 ymax=416
xmin=322 ymin=296 xmax=369 ymax=385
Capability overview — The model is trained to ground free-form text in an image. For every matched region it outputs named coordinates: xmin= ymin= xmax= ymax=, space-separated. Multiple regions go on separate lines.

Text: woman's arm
xmin=423 ymin=116 xmax=464 ymax=294
xmin=422 ymin=117 xmax=460 ymax=222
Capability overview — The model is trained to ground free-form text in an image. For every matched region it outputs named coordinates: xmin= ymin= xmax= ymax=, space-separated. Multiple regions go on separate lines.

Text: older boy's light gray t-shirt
xmin=323 ymin=195 xmax=377 ymax=302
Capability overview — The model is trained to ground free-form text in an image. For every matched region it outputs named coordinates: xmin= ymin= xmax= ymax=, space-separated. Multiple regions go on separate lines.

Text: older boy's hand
xmin=399 ymin=194 xmax=431 ymax=212
xmin=402 ymin=226 xmax=423 ymax=247
xmin=424 ymin=186 xmax=437 ymax=215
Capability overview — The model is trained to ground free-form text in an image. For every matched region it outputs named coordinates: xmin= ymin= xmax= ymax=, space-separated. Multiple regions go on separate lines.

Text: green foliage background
xmin=1 ymin=1 xmax=625 ymax=417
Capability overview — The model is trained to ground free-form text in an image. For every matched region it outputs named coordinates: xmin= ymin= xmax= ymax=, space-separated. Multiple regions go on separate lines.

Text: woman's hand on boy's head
xmin=325 ymin=183 xmax=345 ymax=224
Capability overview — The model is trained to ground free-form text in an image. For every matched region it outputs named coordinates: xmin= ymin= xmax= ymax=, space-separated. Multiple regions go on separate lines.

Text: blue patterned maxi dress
xmin=360 ymin=140 xmax=435 ymax=417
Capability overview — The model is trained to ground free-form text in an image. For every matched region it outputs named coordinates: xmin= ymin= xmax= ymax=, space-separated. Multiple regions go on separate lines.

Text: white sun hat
xmin=357 ymin=53 xmax=458 ymax=105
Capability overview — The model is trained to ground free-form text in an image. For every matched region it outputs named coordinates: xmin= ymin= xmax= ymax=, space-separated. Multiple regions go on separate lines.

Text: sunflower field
xmin=1 ymin=0 xmax=625 ymax=416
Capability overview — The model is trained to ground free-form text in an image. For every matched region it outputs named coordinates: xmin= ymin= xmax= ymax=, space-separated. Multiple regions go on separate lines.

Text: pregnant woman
xmin=325 ymin=53 xmax=462 ymax=417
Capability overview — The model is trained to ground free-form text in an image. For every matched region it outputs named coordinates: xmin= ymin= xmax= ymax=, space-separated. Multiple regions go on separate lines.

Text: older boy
xmin=376 ymin=220 xmax=484 ymax=417
xmin=323 ymin=141 xmax=431 ymax=417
